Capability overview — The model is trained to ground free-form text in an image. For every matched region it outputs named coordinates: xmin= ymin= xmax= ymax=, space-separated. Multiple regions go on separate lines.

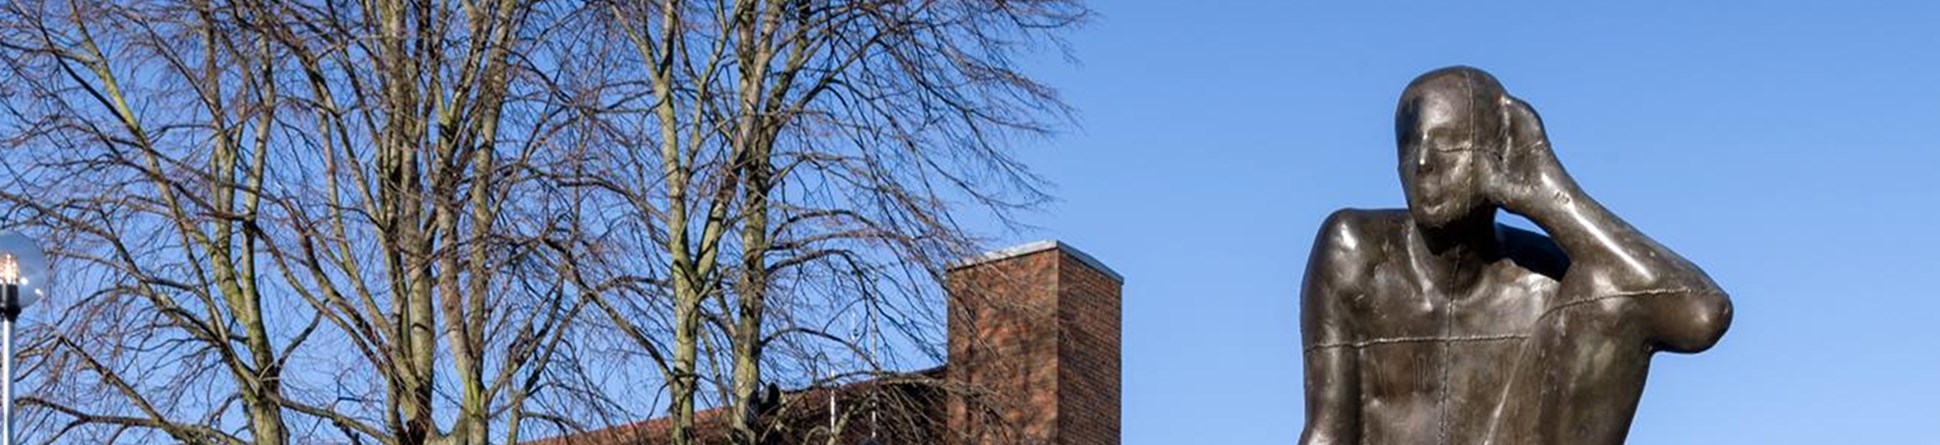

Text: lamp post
xmin=0 ymin=233 xmax=45 ymax=445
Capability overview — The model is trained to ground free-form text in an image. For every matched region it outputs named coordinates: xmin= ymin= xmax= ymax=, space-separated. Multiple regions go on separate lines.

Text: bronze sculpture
xmin=1298 ymin=67 xmax=1733 ymax=445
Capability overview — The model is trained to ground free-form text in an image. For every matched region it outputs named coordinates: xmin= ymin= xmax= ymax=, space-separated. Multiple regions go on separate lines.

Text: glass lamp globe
xmin=0 ymin=232 xmax=46 ymax=313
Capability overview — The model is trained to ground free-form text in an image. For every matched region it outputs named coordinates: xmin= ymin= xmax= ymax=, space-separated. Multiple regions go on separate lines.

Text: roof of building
xmin=946 ymin=240 xmax=1124 ymax=283
xmin=521 ymin=367 xmax=948 ymax=445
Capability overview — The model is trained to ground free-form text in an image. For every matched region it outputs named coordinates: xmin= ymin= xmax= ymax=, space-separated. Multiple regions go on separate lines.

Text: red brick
xmin=948 ymin=241 xmax=1122 ymax=445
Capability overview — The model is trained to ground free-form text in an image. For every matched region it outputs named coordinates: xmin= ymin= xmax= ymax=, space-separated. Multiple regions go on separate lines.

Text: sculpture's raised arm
xmin=1489 ymin=97 xmax=1733 ymax=352
xmin=1483 ymin=96 xmax=1734 ymax=444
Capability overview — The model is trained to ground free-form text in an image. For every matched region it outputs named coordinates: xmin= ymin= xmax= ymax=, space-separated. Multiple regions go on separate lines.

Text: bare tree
xmin=570 ymin=0 xmax=1087 ymax=444
xmin=0 ymin=0 xmax=1085 ymax=444
xmin=243 ymin=0 xmax=552 ymax=443
xmin=0 ymin=1 xmax=304 ymax=442
xmin=0 ymin=0 xmax=590 ymax=444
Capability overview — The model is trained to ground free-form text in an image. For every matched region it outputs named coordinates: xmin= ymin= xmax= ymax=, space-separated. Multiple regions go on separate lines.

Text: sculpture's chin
xmin=1410 ymin=201 xmax=1463 ymax=229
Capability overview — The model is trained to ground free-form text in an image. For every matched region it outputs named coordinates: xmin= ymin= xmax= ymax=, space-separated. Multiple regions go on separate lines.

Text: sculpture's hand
xmin=1486 ymin=97 xmax=1580 ymax=219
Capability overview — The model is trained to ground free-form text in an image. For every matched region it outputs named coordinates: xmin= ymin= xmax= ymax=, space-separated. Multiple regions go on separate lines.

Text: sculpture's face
xmin=1398 ymin=89 xmax=1500 ymax=229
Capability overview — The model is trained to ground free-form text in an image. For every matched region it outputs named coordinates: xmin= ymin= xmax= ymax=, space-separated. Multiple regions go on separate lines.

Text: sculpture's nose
xmin=1416 ymin=151 xmax=1435 ymax=175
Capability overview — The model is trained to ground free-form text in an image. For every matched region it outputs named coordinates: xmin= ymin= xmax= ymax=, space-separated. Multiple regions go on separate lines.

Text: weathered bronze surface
xmin=1298 ymin=67 xmax=1733 ymax=445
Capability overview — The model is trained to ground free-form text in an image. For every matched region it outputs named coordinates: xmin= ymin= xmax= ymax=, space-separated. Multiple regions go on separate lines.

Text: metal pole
xmin=3 ymin=283 xmax=16 ymax=445
xmin=4 ymin=290 xmax=14 ymax=445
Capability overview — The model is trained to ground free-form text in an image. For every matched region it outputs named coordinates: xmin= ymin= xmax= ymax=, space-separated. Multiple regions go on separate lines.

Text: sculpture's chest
xmin=1345 ymin=260 xmax=1561 ymax=443
xmin=1350 ymin=261 xmax=1555 ymax=340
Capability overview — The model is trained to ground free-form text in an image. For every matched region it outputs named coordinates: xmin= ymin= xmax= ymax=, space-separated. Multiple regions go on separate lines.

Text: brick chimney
xmin=945 ymin=241 xmax=1122 ymax=445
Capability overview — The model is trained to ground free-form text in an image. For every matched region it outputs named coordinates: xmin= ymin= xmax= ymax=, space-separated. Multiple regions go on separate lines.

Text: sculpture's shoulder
xmin=1303 ymin=209 xmax=1408 ymax=343
xmin=1306 ymin=208 xmax=1408 ymax=290
xmin=1495 ymin=223 xmax=1571 ymax=281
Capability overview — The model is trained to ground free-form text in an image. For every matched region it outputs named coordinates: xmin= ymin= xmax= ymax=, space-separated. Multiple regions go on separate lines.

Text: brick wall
xmin=947 ymin=241 xmax=1122 ymax=445
xmin=1054 ymin=250 xmax=1121 ymax=445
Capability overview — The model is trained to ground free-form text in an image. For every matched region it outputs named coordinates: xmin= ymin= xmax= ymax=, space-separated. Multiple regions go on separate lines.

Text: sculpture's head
xmin=1395 ymin=66 xmax=1508 ymax=229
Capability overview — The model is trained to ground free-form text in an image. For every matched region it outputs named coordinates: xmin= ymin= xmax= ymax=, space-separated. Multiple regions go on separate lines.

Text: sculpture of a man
xmin=1298 ymin=67 xmax=1733 ymax=444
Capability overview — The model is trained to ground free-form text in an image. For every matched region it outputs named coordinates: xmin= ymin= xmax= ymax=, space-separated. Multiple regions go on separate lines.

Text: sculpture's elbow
xmin=1655 ymin=290 xmax=1733 ymax=353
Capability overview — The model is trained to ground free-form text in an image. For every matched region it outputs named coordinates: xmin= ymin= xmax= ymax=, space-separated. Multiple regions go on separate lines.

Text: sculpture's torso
xmin=1324 ymin=209 xmax=1567 ymax=443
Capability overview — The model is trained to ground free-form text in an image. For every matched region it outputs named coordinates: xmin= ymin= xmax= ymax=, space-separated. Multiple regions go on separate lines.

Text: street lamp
xmin=0 ymin=233 xmax=44 ymax=445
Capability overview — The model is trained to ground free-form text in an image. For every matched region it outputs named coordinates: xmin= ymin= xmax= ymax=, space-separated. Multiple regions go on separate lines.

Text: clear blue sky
xmin=989 ymin=2 xmax=1940 ymax=443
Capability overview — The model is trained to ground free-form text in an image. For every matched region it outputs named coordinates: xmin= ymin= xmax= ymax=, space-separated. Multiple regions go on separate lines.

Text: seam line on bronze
xmin=1307 ymin=289 xmax=1719 ymax=352
xmin=1304 ymin=333 xmax=1528 ymax=351
xmin=1437 ymin=292 xmax=1453 ymax=444
xmin=1533 ymin=288 xmax=1720 ymax=322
